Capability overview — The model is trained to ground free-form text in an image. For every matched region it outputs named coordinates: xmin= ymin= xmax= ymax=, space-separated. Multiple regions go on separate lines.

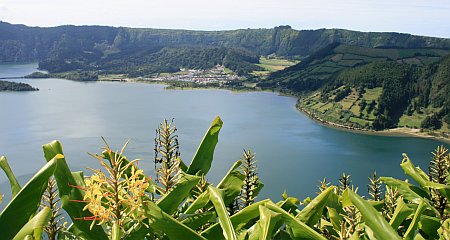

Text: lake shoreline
xmin=68 ymin=75 xmax=450 ymax=144
xmin=296 ymin=102 xmax=450 ymax=144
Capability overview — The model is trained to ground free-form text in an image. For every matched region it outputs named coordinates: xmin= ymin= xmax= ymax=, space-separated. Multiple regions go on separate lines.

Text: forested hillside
xmin=284 ymin=47 xmax=450 ymax=133
xmin=40 ymin=46 xmax=263 ymax=76
xmin=2 ymin=21 xmax=450 ymax=75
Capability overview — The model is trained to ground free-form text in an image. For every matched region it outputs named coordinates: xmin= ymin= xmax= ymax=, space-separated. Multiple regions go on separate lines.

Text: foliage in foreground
xmin=1 ymin=116 xmax=450 ymax=239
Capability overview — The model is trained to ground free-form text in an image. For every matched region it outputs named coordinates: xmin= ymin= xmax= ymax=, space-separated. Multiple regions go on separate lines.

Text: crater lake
xmin=0 ymin=63 xmax=448 ymax=208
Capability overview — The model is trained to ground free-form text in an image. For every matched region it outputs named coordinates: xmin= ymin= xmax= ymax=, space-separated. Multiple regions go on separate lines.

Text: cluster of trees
xmin=25 ymin=71 xmax=98 ymax=81
xmin=0 ymin=80 xmax=38 ymax=91
xmin=36 ymin=45 xmax=263 ymax=76
xmin=272 ymin=41 xmax=450 ymax=131
xmin=97 ymin=46 xmax=262 ymax=77
xmin=1 ymin=117 xmax=450 ymax=239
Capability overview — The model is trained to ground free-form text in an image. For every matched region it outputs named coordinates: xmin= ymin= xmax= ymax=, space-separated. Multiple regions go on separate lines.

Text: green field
xmin=300 ymin=86 xmax=386 ymax=128
xmin=253 ymin=57 xmax=298 ymax=76
xmin=363 ymin=87 xmax=382 ymax=101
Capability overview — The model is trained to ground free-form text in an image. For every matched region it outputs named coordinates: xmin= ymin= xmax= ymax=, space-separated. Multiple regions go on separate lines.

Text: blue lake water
xmin=0 ymin=63 xmax=448 ymax=208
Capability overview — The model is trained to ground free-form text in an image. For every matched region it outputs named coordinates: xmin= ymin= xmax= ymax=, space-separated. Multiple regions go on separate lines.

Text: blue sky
xmin=1 ymin=0 xmax=449 ymax=38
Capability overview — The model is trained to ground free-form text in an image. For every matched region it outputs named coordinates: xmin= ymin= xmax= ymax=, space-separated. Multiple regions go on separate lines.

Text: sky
xmin=1 ymin=0 xmax=449 ymax=38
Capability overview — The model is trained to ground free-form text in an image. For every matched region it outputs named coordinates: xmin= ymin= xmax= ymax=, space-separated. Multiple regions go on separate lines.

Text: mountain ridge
xmin=1 ymin=21 xmax=450 ymax=64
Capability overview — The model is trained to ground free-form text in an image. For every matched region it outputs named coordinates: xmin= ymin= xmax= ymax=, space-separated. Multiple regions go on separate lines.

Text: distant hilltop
xmin=1 ymin=21 xmax=450 ymax=64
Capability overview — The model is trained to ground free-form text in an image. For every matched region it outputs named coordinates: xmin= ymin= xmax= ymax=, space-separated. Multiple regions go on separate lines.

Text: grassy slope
xmin=252 ymin=57 xmax=298 ymax=77
xmin=280 ymin=45 xmax=450 ymax=135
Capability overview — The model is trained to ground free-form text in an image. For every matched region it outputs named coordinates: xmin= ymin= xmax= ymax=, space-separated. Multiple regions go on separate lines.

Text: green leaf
xmin=42 ymin=140 xmax=108 ymax=240
xmin=123 ymin=220 xmax=154 ymax=240
xmin=326 ymin=207 xmax=342 ymax=231
xmin=187 ymin=116 xmax=223 ymax=175
xmin=157 ymin=172 xmax=201 ymax=215
xmin=208 ymin=186 xmax=238 ymax=240
xmin=184 ymin=191 xmax=211 ymax=214
xmin=413 ymin=233 xmax=427 ymax=240
xmin=265 ymin=201 xmax=326 ymax=240
xmin=380 ymin=177 xmax=439 ymax=215
xmin=202 ymin=199 xmax=271 ymax=239
xmin=419 ymin=215 xmax=440 ymax=239
xmin=273 ymin=229 xmax=292 ymax=240
xmin=22 ymin=209 xmax=53 ymax=239
xmin=144 ymin=201 xmax=207 ymax=240
xmin=0 ymin=156 xmax=58 ymax=240
xmin=184 ymin=160 xmax=244 ymax=214
xmin=297 ymin=186 xmax=335 ymax=227
xmin=252 ymin=205 xmax=281 ymax=240
xmin=181 ymin=212 xmax=216 ymax=230
xmin=0 ymin=156 xmax=21 ymax=197
xmin=400 ymin=154 xmax=430 ymax=193
xmin=404 ymin=200 xmax=426 ymax=240
xmin=216 ymin=160 xmax=245 ymax=205
xmin=389 ymin=197 xmax=413 ymax=230
xmin=13 ymin=207 xmax=52 ymax=240
xmin=277 ymin=194 xmax=300 ymax=213
xmin=342 ymin=189 xmax=401 ymax=240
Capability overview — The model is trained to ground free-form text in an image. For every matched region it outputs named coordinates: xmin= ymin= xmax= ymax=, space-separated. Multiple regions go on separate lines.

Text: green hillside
xmin=283 ymin=50 xmax=450 ymax=134
xmin=2 ymin=21 xmax=450 ymax=76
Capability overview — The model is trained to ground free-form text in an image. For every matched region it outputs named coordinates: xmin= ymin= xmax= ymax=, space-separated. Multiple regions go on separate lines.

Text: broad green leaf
xmin=184 ymin=160 xmax=244 ymax=214
xmin=419 ymin=215 xmax=440 ymax=239
xmin=144 ymin=201 xmax=207 ymax=240
xmin=400 ymin=154 xmax=429 ymax=193
xmin=297 ymin=186 xmax=335 ymax=227
xmin=123 ymin=220 xmax=154 ymax=240
xmin=42 ymin=140 xmax=108 ymax=240
xmin=202 ymin=199 xmax=271 ymax=239
xmin=13 ymin=207 xmax=52 ymax=240
xmin=404 ymin=200 xmax=426 ymax=240
xmin=381 ymin=177 xmax=439 ymax=215
xmin=216 ymin=160 xmax=245 ymax=205
xmin=181 ymin=212 xmax=216 ymax=230
xmin=249 ymin=205 xmax=281 ymax=240
xmin=65 ymin=223 xmax=89 ymax=239
xmin=326 ymin=207 xmax=342 ymax=231
xmin=0 ymin=156 xmax=21 ymax=197
xmin=277 ymin=196 xmax=300 ymax=214
xmin=0 ymin=156 xmax=57 ymax=240
xmin=342 ymin=189 xmax=401 ymax=240
xmin=265 ymin=201 xmax=326 ymax=240
xmin=187 ymin=116 xmax=223 ymax=175
xmin=273 ymin=229 xmax=293 ymax=240
xmin=208 ymin=186 xmax=238 ymax=240
xmin=413 ymin=233 xmax=427 ymax=240
xmin=157 ymin=172 xmax=201 ymax=215
xmin=184 ymin=191 xmax=210 ymax=214
xmin=389 ymin=197 xmax=413 ymax=230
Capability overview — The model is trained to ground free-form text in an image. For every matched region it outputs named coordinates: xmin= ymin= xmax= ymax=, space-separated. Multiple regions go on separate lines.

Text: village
xmin=146 ymin=65 xmax=239 ymax=84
